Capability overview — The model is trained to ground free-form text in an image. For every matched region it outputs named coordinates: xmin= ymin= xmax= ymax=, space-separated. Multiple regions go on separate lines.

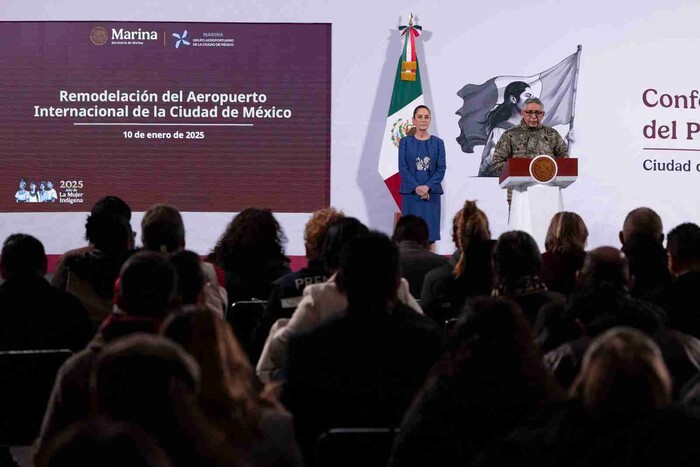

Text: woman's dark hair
xmin=413 ymin=104 xmax=431 ymax=118
xmin=85 ymin=196 xmax=132 ymax=242
xmin=544 ymin=212 xmax=588 ymax=254
xmin=482 ymin=81 xmax=530 ymax=134
xmin=85 ymin=213 xmax=133 ymax=256
xmin=319 ymin=217 xmax=368 ymax=273
xmin=212 ymin=208 xmax=287 ymax=272
xmin=493 ymin=231 xmax=542 ymax=286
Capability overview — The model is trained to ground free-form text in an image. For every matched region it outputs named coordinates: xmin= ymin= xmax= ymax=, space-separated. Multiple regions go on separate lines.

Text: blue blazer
xmin=398 ymin=135 xmax=446 ymax=195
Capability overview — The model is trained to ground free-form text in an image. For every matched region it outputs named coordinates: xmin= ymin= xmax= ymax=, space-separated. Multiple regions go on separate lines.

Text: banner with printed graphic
xmin=0 ymin=22 xmax=331 ymax=212
xmin=455 ymin=48 xmax=581 ymax=177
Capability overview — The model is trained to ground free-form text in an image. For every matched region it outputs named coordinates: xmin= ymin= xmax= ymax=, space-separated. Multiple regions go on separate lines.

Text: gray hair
xmin=523 ymin=97 xmax=544 ymax=110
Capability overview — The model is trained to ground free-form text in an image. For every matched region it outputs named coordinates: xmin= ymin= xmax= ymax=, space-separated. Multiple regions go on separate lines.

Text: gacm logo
xmin=172 ymin=30 xmax=190 ymax=48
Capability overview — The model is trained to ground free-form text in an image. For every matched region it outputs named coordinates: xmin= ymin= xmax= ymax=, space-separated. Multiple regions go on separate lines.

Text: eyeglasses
xmin=523 ymin=110 xmax=544 ymax=117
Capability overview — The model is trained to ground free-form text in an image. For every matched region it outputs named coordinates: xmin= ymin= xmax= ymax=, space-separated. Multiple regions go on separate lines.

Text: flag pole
xmin=568 ymin=44 xmax=583 ymax=149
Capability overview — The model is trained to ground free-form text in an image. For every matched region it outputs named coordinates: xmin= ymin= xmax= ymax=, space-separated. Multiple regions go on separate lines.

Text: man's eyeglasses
xmin=523 ymin=110 xmax=544 ymax=117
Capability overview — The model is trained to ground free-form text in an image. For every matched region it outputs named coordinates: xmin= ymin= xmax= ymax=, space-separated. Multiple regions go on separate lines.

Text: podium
xmin=499 ymin=156 xmax=578 ymax=251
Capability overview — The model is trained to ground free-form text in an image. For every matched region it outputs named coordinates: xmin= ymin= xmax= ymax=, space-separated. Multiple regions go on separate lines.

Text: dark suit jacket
xmin=282 ymin=302 xmax=441 ymax=461
xmin=646 ymin=271 xmax=700 ymax=339
xmin=421 ymin=240 xmax=495 ymax=323
xmin=398 ymin=241 xmax=450 ymax=297
xmin=0 ymin=275 xmax=92 ymax=352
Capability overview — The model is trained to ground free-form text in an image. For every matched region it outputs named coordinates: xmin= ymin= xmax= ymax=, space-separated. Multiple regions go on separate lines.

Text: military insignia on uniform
xmin=529 ymin=155 xmax=557 ymax=183
xmin=391 ymin=119 xmax=414 ymax=148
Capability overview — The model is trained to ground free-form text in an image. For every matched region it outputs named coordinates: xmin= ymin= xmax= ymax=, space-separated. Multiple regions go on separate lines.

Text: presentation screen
xmin=0 ymin=21 xmax=331 ymax=213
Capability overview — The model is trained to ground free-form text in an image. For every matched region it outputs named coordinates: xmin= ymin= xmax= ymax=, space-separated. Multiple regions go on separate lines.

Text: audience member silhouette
xmin=161 ymin=309 xmax=304 ymax=467
xmin=168 ymin=250 xmax=208 ymax=309
xmin=541 ymin=211 xmax=588 ymax=296
xmin=52 ymin=196 xmax=132 ymax=291
xmin=619 ymin=207 xmax=673 ymax=296
xmin=35 ymin=252 xmax=178 ymax=459
xmin=541 ymin=247 xmax=670 ymax=387
xmin=256 ymin=218 xmax=421 ymax=383
xmin=0 ymin=233 xmax=91 ymax=351
xmin=210 ymin=208 xmax=291 ymax=303
xmin=141 ymin=204 xmax=227 ymax=315
xmin=421 ymin=200 xmax=494 ymax=323
xmin=492 ymin=230 xmax=564 ymax=324
xmin=91 ymin=334 xmax=237 ymax=467
xmin=389 ymin=298 xmax=563 ymax=467
xmin=251 ymin=207 xmax=343 ymax=361
xmin=282 ymin=232 xmax=441 ymax=464
xmin=62 ymin=212 xmax=134 ymax=330
xmin=647 ymin=223 xmax=700 ymax=339
xmin=472 ymin=327 xmax=700 ymax=466
xmin=392 ymin=214 xmax=450 ymax=297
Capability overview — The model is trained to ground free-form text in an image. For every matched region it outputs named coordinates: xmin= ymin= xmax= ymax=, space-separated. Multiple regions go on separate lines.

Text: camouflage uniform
xmin=490 ymin=120 xmax=568 ymax=176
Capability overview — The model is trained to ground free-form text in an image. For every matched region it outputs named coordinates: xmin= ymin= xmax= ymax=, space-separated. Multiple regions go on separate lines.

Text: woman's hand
xmin=415 ymin=185 xmax=430 ymax=198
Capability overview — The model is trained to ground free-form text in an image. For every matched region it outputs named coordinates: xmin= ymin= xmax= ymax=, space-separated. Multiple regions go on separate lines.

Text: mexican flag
xmin=378 ymin=16 xmax=424 ymax=210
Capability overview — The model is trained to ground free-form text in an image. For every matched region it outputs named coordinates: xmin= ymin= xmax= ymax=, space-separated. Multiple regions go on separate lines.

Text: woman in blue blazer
xmin=398 ymin=105 xmax=447 ymax=242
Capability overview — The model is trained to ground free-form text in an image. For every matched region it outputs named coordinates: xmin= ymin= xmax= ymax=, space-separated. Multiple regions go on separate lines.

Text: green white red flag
xmin=378 ymin=14 xmax=424 ymax=210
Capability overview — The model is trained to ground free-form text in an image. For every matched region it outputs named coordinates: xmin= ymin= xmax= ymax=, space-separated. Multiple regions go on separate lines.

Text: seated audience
xmin=62 ymin=212 xmax=134 ymax=330
xmin=389 ymin=298 xmax=563 ymax=467
xmin=282 ymin=232 xmax=441 ymax=463
xmin=392 ymin=214 xmax=450 ymax=297
xmin=34 ymin=420 xmax=172 ymax=467
xmin=421 ymin=200 xmax=494 ymax=323
xmin=619 ymin=207 xmax=673 ymax=296
xmin=472 ymin=328 xmax=700 ymax=467
xmin=0 ymin=233 xmax=91 ymax=351
xmin=52 ymin=196 xmax=132 ymax=291
xmin=141 ymin=204 xmax=227 ymax=315
xmin=210 ymin=207 xmax=291 ymax=304
xmin=540 ymin=211 xmax=588 ymax=296
xmin=256 ymin=218 xmax=422 ymax=383
xmin=35 ymin=252 xmax=177 ymax=459
xmin=161 ymin=309 xmax=304 ymax=467
xmin=91 ymin=334 xmax=235 ymax=467
xmin=251 ymin=207 xmax=343 ymax=360
xmin=537 ymin=246 xmax=666 ymax=351
xmin=647 ymin=223 xmax=700 ymax=338
xmin=541 ymin=247 xmax=677 ymax=389
xmin=492 ymin=230 xmax=564 ymax=324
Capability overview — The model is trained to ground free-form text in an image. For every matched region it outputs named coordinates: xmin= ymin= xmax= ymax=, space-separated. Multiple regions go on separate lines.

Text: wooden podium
xmin=499 ymin=156 xmax=578 ymax=251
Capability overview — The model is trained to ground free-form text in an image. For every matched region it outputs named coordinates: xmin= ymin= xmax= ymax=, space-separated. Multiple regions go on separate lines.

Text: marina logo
xmin=111 ymin=28 xmax=158 ymax=41
xmin=90 ymin=26 xmax=109 ymax=46
xmin=172 ymin=30 xmax=191 ymax=48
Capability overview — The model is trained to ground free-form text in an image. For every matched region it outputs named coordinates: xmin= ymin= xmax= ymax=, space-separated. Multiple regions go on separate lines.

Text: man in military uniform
xmin=490 ymin=97 xmax=568 ymax=176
